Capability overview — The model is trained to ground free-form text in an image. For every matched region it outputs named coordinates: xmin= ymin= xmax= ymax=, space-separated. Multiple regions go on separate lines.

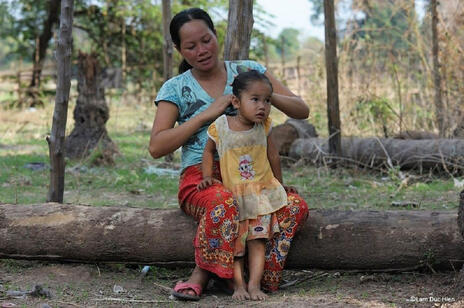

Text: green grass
xmin=0 ymin=101 xmax=461 ymax=210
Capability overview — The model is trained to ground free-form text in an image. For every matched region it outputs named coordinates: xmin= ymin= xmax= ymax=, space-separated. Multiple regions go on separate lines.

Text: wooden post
xmin=281 ymin=36 xmax=286 ymax=79
xmin=47 ymin=0 xmax=74 ymax=203
xmin=431 ymin=0 xmax=444 ymax=137
xmin=121 ymin=12 xmax=126 ymax=82
xmin=223 ymin=0 xmax=254 ymax=60
xmin=324 ymin=0 xmax=342 ymax=157
xmin=162 ymin=0 xmax=173 ymax=81
xmin=162 ymin=0 xmax=174 ymax=162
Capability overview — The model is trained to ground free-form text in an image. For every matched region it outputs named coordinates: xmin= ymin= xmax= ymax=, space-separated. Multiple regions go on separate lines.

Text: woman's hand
xmin=201 ymin=94 xmax=233 ymax=122
xmin=197 ymin=176 xmax=222 ymax=190
xmin=264 ymin=71 xmax=309 ymax=119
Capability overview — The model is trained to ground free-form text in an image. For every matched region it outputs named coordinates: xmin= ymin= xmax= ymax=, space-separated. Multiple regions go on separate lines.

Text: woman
xmin=149 ymin=7 xmax=309 ymax=300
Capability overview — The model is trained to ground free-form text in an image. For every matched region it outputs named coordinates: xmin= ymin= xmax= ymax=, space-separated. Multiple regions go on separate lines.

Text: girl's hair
xmin=231 ymin=70 xmax=273 ymax=98
xmin=170 ymin=8 xmax=216 ymax=73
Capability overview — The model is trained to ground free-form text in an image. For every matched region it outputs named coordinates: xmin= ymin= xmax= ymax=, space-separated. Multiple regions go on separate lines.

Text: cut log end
xmin=458 ymin=190 xmax=464 ymax=239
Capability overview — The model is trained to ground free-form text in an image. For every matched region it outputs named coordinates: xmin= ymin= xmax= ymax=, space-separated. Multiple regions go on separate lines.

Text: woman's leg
xmin=262 ymin=192 xmax=309 ymax=292
xmin=177 ymin=163 xmax=239 ymax=294
xmin=247 ymin=239 xmax=268 ymax=300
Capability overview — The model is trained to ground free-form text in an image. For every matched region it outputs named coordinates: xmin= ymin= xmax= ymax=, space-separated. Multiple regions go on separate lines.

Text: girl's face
xmin=232 ymin=80 xmax=272 ymax=125
xmin=177 ymin=20 xmax=219 ymax=72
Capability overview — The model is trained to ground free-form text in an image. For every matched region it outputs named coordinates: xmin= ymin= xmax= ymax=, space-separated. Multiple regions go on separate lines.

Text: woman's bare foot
xmin=232 ymin=286 xmax=250 ymax=300
xmin=248 ymin=285 xmax=267 ymax=301
xmin=178 ymin=266 xmax=209 ymax=296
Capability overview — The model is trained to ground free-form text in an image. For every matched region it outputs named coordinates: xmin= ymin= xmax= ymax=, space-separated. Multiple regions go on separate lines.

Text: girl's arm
xmin=267 ymin=134 xmax=283 ymax=184
xmin=264 ymin=71 xmax=309 ymax=119
xmin=149 ymin=95 xmax=233 ymax=159
xmin=197 ymin=138 xmax=220 ymax=190
xmin=201 ymin=138 xmax=216 ymax=179
xmin=268 ymin=134 xmax=299 ymax=194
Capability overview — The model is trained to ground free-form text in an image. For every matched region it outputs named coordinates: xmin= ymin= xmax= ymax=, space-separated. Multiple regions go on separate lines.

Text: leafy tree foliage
xmin=0 ymin=0 xmax=230 ymax=96
xmin=275 ymin=28 xmax=301 ymax=62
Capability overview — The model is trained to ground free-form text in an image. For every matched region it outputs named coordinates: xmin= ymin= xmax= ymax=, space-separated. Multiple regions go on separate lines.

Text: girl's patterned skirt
xmin=177 ymin=161 xmax=309 ymax=292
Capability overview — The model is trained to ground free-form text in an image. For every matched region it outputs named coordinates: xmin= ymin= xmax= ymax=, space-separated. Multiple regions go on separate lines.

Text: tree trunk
xmin=0 ymin=203 xmax=463 ymax=271
xmin=223 ymin=0 xmax=254 ymax=60
xmin=47 ymin=0 xmax=74 ymax=203
xmin=64 ymin=52 xmax=118 ymax=164
xmin=431 ymin=0 xmax=445 ymax=137
xmin=324 ymin=0 xmax=342 ymax=157
xmin=162 ymin=0 xmax=174 ymax=163
xmin=162 ymin=0 xmax=173 ymax=82
xmin=289 ymin=137 xmax=464 ymax=173
xmin=27 ymin=0 xmax=61 ymax=107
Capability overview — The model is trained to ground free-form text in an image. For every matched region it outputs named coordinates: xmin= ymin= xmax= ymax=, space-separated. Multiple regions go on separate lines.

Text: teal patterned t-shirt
xmin=155 ymin=60 xmax=266 ymax=171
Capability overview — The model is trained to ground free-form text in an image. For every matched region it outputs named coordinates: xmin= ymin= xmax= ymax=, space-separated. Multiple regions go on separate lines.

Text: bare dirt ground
xmin=0 ymin=260 xmax=463 ymax=308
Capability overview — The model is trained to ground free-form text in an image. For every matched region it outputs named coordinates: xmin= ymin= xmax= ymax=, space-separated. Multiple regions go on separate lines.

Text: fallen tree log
xmin=270 ymin=119 xmax=318 ymax=155
xmin=1 ymin=203 xmax=463 ymax=270
xmin=289 ymin=137 xmax=464 ymax=173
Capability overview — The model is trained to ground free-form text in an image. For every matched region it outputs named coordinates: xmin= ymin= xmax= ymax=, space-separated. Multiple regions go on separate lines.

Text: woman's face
xmin=177 ymin=19 xmax=219 ymax=72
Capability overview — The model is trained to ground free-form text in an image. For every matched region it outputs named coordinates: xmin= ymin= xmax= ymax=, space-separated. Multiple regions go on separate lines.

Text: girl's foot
xmin=248 ymin=285 xmax=267 ymax=301
xmin=232 ymin=286 xmax=250 ymax=300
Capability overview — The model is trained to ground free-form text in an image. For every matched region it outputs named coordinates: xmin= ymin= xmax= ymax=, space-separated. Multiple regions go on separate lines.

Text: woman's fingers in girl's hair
xmin=203 ymin=94 xmax=233 ymax=121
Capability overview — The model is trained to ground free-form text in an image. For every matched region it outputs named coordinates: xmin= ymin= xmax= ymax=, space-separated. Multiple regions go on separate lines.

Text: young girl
xmin=198 ymin=70 xmax=293 ymax=301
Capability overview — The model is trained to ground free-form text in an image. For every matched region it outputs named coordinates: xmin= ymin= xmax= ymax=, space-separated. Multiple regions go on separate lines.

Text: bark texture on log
xmin=455 ymin=190 xmax=464 ymax=298
xmin=1 ymin=203 xmax=463 ymax=270
xmin=289 ymin=137 xmax=464 ymax=172
xmin=458 ymin=190 xmax=464 ymax=240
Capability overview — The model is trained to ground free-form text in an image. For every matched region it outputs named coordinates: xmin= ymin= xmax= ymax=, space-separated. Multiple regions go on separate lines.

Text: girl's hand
xmin=284 ymin=185 xmax=298 ymax=194
xmin=197 ymin=176 xmax=222 ymax=190
xmin=202 ymin=94 xmax=233 ymax=122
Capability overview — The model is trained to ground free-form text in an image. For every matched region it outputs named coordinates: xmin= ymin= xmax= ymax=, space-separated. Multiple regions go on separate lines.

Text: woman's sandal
xmin=171 ymin=281 xmax=203 ymax=301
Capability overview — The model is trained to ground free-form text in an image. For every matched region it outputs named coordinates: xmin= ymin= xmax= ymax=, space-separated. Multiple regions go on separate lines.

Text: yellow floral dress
xmin=207 ymin=115 xmax=288 ymax=256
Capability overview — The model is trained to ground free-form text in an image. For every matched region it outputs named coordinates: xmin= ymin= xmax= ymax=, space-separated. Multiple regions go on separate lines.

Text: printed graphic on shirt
xmin=182 ymin=86 xmax=207 ymax=119
xmin=238 ymin=154 xmax=255 ymax=180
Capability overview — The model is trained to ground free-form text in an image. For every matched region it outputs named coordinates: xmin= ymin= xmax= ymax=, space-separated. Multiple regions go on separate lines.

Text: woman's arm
xmin=149 ymin=101 xmax=204 ymax=158
xmin=267 ymin=134 xmax=283 ymax=184
xmin=149 ymin=95 xmax=233 ymax=159
xmin=264 ymin=71 xmax=309 ymax=119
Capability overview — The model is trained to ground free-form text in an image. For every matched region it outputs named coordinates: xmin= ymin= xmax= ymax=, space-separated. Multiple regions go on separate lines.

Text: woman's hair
xmin=232 ymin=70 xmax=273 ymax=98
xmin=170 ymin=8 xmax=216 ymax=73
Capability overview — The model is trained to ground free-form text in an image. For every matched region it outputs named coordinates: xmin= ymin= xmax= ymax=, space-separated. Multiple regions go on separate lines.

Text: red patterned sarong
xmin=178 ymin=161 xmax=309 ymax=291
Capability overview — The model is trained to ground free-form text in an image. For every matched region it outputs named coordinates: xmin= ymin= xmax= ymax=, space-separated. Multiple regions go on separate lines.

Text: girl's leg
xmin=247 ymin=239 xmax=268 ymax=300
xmin=232 ymin=257 xmax=250 ymax=300
xmin=262 ymin=192 xmax=309 ymax=292
xmin=177 ymin=163 xmax=239 ymax=295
